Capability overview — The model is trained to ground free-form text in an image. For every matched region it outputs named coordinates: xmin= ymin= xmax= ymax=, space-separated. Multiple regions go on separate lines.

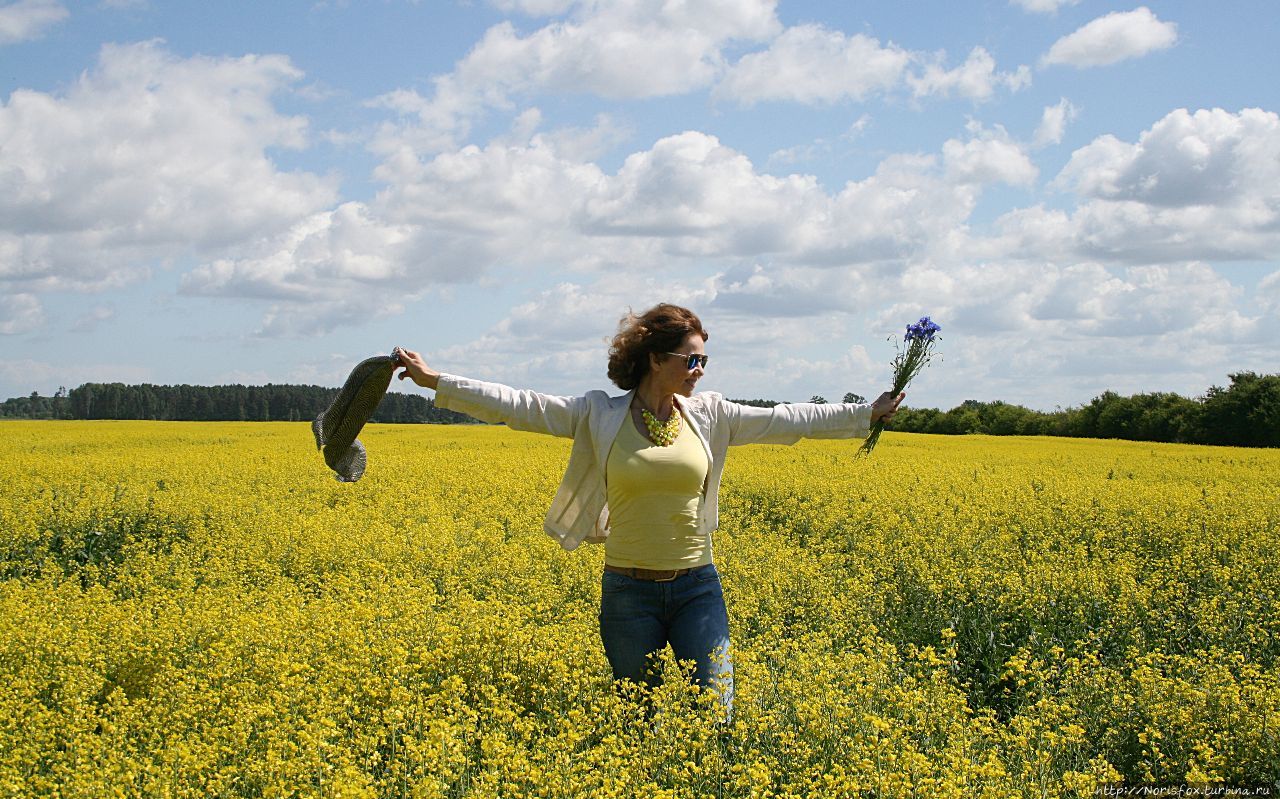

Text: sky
xmin=1 ymin=0 xmax=1278 ymax=412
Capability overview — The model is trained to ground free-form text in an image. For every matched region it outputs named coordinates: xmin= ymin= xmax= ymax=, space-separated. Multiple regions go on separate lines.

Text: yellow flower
xmin=1 ymin=421 xmax=1275 ymax=795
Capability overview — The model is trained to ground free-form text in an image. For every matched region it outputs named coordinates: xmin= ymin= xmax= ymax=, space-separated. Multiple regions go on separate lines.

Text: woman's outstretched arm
xmin=394 ymin=347 xmax=585 ymax=438
xmin=720 ymin=390 xmax=904 ymax=446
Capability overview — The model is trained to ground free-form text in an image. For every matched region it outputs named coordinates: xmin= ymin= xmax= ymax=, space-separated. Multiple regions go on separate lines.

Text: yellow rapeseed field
xmin=0 ymin=420 xmax=1277 ymax=797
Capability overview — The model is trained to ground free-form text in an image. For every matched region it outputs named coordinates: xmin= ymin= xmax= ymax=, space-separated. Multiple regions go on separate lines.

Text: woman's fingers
xmin=396 ymin=348 xmax=422 ymax=367
xmin=394 ymin=347 xmax=413 ymax=380
xmin=879 ymin=392 xmax=907 ymax=423
xmin=871 ymin=390 xmax=907 ymax=423
xmin=393 ymin=347 xmax=436 ymax=387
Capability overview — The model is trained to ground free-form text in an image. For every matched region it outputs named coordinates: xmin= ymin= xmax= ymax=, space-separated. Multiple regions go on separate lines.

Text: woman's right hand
xmin=871 ymin=390 xmax=905 ymax=424
xmin=394 ymin=347 xmax=440 ymax=390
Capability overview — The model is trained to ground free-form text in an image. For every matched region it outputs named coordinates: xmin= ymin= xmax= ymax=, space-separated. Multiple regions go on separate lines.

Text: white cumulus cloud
xmin=385 ymin=5 xmax=1027 ymax=152
xmin=1026 ymin=263 xmax=1241 ymax=337
xmin=182 ymin=203 xmax=417 ymax=302
xmin=1033 ymin=98 xmax=1077 ymax=147
xmin=943 ymin=124 xmax=1038 ymax=186
xmin=375 ymin=0 xmax=780 ymax=152
xmin=878 ymin=261 xmax=1265 ymax=409
xmin=1041 ymin=7 xmax=1177 ymax=68
xmin=1259 ymin=271 xmax=1280 ymax=316
xmin=979 ymin=108 xmax=1280 ymax=266
xmin=1055 ymin=107 xmax=1278 ymax=207
xmin=0 ymin=41 xmax=337 ymax=297
xmin=0 ymin=0 xmax=67 ymax=45
xmin=184 ymin=95 xmax=1275 ymax=343
xmin=70 ymin=304 xmax=115 ymax=333
xmin=578 ymin=132 xmax=986 ymax=265
xmin=188 ymin=122 xmax=1026 ymax=335
xmin=1010 ymin=0 xmax=1079 ymax=13
xmin=413 ymin=260 xmax=1274 ymax=412
xmin=719 ymin=32 xmax=1029 ymax=106
xmin=0 ymin=292 xmax=43 ymax=334
xmin=716 ymin=25 xmax=911 ymax=105
xmin=908 ymin=46 xmax=1031 ymax=101
xmin=488 ymin=0 xmax=579 ymax=15
xmin=708 ymin=263 xmax=870 ymax=318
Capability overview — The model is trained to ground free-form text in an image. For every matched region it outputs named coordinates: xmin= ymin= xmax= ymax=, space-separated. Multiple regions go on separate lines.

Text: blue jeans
xmin=598 ymin=563 xmax=734 ymax=719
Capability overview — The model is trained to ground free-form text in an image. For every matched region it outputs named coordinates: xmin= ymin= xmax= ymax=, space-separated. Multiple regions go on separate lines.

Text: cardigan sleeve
xmin=716 ymin=395 xmax=872 ymax=446
xmin=434 ymin=373 xmax=586 ymax=439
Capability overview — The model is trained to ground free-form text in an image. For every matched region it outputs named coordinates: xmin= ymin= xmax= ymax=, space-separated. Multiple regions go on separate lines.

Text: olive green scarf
xmin=312 ymin=350 xmax=401 ymax=482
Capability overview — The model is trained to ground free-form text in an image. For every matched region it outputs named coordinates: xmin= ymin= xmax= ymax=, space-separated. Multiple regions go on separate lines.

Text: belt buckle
xmin=654 ymin=569 xmax=679 ymax=582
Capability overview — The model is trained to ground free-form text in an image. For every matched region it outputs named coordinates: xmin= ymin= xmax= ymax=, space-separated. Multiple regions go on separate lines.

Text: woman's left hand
xmin=871 ymin=391 xmax=905 ymax=424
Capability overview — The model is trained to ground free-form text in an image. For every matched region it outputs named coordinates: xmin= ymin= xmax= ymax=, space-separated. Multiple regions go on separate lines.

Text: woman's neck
xmin=634 ymin=379 xmax=675 ymax=419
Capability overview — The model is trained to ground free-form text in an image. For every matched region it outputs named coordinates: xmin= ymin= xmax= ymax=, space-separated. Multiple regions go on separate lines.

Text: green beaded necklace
xmin=636 ymin=397 xmax=681 ymax=446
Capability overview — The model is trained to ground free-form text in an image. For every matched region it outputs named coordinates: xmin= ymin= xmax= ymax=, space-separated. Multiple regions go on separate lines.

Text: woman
xmin=393 ymin=303 xmax=903 ymax=720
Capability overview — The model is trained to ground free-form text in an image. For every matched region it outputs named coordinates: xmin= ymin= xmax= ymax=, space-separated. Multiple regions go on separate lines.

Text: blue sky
xmin=2 ymin=0 xmax=1278 ymax=412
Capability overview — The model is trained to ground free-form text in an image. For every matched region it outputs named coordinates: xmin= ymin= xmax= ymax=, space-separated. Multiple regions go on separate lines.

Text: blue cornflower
xmin=860 ymin=314 xmax=942 ymax=458
xmin=905 ymin=316 xmax=941 ymax=342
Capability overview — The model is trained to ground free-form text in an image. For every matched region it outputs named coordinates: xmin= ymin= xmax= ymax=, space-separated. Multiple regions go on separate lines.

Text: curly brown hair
xmin=607 ymin=303 xmax=709 ymax=390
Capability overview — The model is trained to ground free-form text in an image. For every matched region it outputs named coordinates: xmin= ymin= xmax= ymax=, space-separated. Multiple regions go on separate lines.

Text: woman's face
xmin=649 ymin=331 xmax=707 ymax=398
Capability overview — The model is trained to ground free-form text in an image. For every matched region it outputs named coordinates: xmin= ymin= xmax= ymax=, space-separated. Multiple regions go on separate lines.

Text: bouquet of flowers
xmin=857 ymin=316 xmax=941 ymax=458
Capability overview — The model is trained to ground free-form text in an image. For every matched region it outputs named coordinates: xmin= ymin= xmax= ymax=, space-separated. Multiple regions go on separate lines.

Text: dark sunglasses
xmin=662 ymin=352 xmax=709 ymax=370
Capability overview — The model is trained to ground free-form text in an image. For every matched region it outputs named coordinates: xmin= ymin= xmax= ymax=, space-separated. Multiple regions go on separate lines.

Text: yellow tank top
xmin=604 ymin=405 xmax=711 ymax=570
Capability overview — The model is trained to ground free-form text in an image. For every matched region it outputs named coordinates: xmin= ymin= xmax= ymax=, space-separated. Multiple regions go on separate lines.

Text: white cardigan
xmin=434 ymin=374 xmax=873 ymax=551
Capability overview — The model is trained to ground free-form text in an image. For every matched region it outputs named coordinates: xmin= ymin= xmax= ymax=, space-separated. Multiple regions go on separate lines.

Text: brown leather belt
xmin=604 ymin=564 xmax=692 ymax=582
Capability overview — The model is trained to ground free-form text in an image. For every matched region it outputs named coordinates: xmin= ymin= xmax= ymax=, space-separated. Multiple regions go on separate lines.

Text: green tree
xmin=1200 ymin=372 xmax=1280 ymax=447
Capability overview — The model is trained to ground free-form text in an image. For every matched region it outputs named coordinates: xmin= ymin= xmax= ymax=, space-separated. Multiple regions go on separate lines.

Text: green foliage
xmin=890 ymin=373 xmax=1278 ymax=449
xmin=0 ymin=383 xmax=477 ymax=424
xmin=1200 ymin=372 xmax=1280 ymax=447
xmin=0 ymin=387 xmax=72 ymax=419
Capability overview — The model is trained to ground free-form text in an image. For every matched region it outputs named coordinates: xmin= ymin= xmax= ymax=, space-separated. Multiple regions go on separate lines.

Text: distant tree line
xmin=726 ymin=398 xmax=783 ymax=408
xmin=888 ymin=372 xmax=1278 ymax=448
xmin=0 ymin=383 xmax=476 ymax=424
xmin=3 ymin=373 xmax=1276 ymax=447
xmin=742 ymin=373 xmax=1278 ymax=448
